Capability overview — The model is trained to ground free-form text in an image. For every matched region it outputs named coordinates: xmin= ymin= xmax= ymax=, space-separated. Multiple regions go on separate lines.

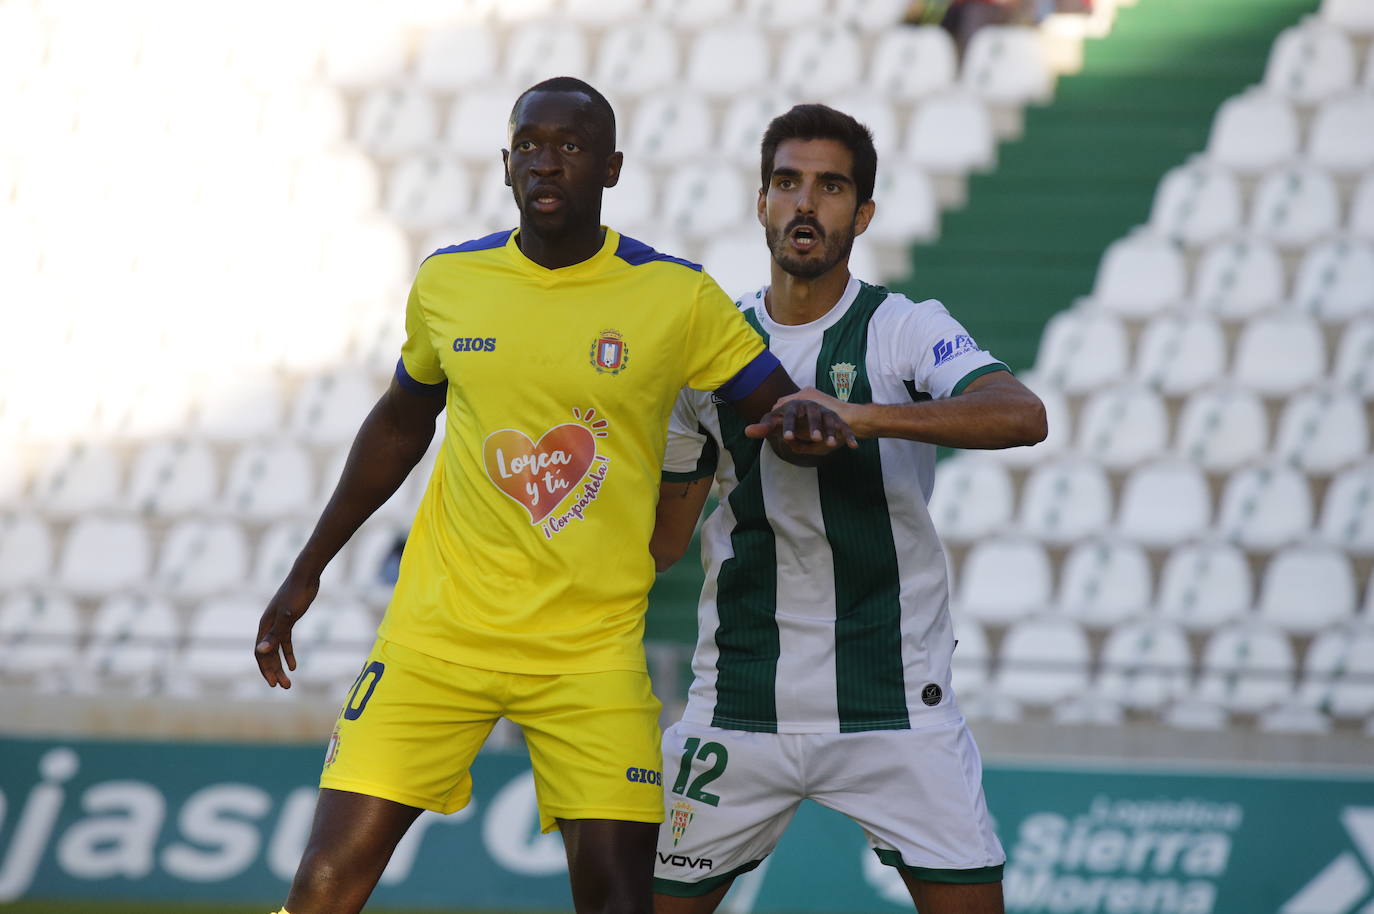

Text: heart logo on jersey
xmin=484 ymin=423 xmax=598 ymax=524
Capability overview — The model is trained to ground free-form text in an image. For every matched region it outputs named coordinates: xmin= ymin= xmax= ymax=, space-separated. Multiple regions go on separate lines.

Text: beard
xmin=764 ymin=217 xmax=856 ymax=279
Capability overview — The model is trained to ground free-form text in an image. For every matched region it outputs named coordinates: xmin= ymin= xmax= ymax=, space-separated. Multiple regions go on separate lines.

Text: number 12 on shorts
xmin=671 ymin=737 xmax=728 ymax=807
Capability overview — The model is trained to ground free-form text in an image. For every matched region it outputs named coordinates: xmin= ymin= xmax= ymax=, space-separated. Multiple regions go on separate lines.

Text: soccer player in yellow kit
xmin=252 ymin=77 xmax=855 ymax=914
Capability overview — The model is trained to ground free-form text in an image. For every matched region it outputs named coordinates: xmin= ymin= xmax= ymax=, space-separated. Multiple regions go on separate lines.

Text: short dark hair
xmin=760 ymin=104 xmax=877 ymax=205
xmin=510 ymin=76 xmax=616 ymax=150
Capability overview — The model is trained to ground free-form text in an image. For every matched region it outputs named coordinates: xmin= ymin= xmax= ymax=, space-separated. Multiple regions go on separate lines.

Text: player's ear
xmin=502 ymin=149 xmax=512 ymax=187
xmin=755 ymin=187 xmax=767 ymax=227
xmin=604 ymin=150 xmax=624 ymax=188
xmin=853 ymin=198 xmax=876 ymax=237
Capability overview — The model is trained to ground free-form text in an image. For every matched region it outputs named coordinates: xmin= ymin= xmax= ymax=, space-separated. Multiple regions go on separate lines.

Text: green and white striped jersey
xmin=663 ymin=277 xmax=1008 ymax=733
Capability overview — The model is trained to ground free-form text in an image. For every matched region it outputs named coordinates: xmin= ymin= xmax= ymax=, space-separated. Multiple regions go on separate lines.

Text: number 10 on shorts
xmin=671 ymin=737 xmax=728 ymax=807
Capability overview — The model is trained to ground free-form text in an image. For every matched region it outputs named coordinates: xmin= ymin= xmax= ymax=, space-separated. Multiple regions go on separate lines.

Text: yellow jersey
xmin=379 ymin=228 xmax=773 ymax=674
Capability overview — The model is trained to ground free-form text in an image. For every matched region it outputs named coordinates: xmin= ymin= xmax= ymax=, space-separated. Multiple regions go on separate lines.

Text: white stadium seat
xmin=59 ymin=516 xmax=152 ymax=597
xmin=1097 ymin=619 xmax=1191 ymax=710
xmin=1075 ymin=384 xmax=1168 ymax=469
xmin=594 ymin=23 xmax=680 ymax=96
xmin=126 ymin=438 xmax=219 ymax=517
xmin=84 ymin=594 xmax=178 ymax=684
xmin=0 ymin=515 xmax=53 ymax=590
xmin=1248 ymin=164 xmax=1342 ymax=250
xmin=1157 ymin=541 xmax=1253 ymax=631
xmin=1034 ymin=310 xmax=1128 ymax=393
xmin=1350 ymin=174 xmax=1374 ymax=241
xmin=290 ymin=149 xmax=380 ymax=216
xmin=1174 ymin=387 xmax=1270 ymax=472
xmin=1301 ymin=627 xmax=1374 ymax=717
xmin=155 ymin=519 xmax=251 ymax=599
xmin=221 ymin=442 xmax=316 ymax=521
xmin=413 ymin=25 xmax=498 ymax=90
xmin=867 ymin=26 xmax=957 ymax=100
xmin=0 ymin=591 xmax=80 ymax=680
xmin=1058 ymin=538 xmax=1152 ymax=627
xmin=833 ymin=0 xmax=909 ymax=33
xmin=30 ymin=443 xmax=123 ymax=517
xmin=174 ymin=594 xmax=264 ymax=696
xmin=1190 ymin=237 xmax=1285 ymax=319
xmin=352 ymin=89 xmax=439 ymax=158
xmin=290 ymin=598 xmax=377 ymax=687
xmin=1217 ymin=463 xmax=1313 ymax=550
xmin=290 ymin=369 xmax=381 ymax=446
xmin=564 ymin=0 xmax=650 ymax=25
xmin=701 ymin=229 xmax=770 ymax=300
xmin=346 ymin=521 xmax=410 ymax=604
xmin=1273 ymin=387 xmax=1369 ymax=474
xmin=627 ymin=92 xmax=715 ymax=165
xmin=740 ymin=0 xmax=828 ymax=22
xmin=718 ymin=92 xmax=803 ymax=167
xmin=1232 ymin=313 xmax=1325 ymax=396
xmin=928 ymin=455 xmax=1014 ymax=543
xmin=1333 ymin=319 xmax=1374 ymax=396
xmin=603 ymin=162 xmax=657 ymax=238
xmin=905 ymin=94 xmax=996 ymax=175
xmin=1197 ymin=623 xmax=1295 ymax=713
xmin=254 ymin=518 xmax=351 ymax=594
xmin=997 ymin=616 xmax=1091 ymax=705
xmin=1263 ymin=22 xmax=1357 ymax=104
xmin=1321 ymin=0 xmax=1374 ymax=35
xmin=1291 ymin=237 xmax=1374 ymax=322
xmin=1258 ymin=543 xmax=1356 ymax=633
xmin=961 ymin=25 xmax=1053 ymax=106
xmin=1308 ymin=93 xmax=1374 ymax=174
xmin=825 ymin=94 xmax=902 ymax=163
xmin=776 ymin=26 xmax=863 ymax=96
xmin=1116 ymin=460 xmax=1212 ymax=547
xmin=1205 ymin=91 xmax=1300 ymax=175
xmin=660 ymin=164 xmax=749 ymax=240
xmin=650 ymin=0 xmax=737 ymax=27
xmin=258 ymin=84 xmax=348 ymax=147
xmin=685 ymin=24 xmax=770 ymax=98
xmin=321 ymin=23 xmax=407 ymax=88
xmin=950 ymin=618 xmax=990 ymax=696
xmin=1148 ymin=160 xmax=1243 ymax=247
xmin=446 ymin=86 xmax=521 ymax=160
xmin=385 ymin=155 xmax=471 ymax=231
xmin=958 ymin=537 xmax=1052 ymax=624
xmin=867 ymin=167 xmax=939 ymax=244
xmin=1019 ymin=457 xmax=1112 ymax=544
xmin=1134 ymin=314 xmax=1226 ymax=395
xmin=986 ymin=372 xmax=1071 ymax=467
xmin=1085 ymin=233 xmax=1185 ymax=317
xmin=502 ymin=23 xmax=591 ymax=87
xmin=1319 ymin=461 xmax=1374 ymax=554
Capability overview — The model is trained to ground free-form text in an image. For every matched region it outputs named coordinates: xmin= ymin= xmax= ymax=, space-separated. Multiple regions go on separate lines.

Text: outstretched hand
xmin=744 ymin=391 xmax=860 ymax=456
xmin=255 ymin=573 xmax=320 ymax=689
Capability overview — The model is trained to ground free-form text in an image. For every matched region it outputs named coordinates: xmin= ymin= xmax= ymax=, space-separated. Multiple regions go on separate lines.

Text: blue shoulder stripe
xmin=614 ymin=234 xmax=702 ymax=272
xmin=429 ymin=229 xmax=514 ymax=258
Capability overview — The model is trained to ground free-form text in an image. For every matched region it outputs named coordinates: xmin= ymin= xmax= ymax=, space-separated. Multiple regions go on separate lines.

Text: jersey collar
xmin=506 ymin=226 xmax=619 ymax=279
xmin=754 ymin=274 xmax=862 ymax=340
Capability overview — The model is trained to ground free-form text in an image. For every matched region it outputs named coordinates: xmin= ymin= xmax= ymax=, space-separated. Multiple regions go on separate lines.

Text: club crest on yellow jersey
xmin=590 ymin=329 xmax=630 ymax=375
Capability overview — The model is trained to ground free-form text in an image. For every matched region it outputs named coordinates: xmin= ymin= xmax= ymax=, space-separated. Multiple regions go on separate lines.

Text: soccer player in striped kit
xmin=650 ymin=105 xmax=1047 ymax=914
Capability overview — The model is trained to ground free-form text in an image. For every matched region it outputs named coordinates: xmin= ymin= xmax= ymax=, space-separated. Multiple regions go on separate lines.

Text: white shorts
xmin=652 ymin=718 xmax=1005 ymax=897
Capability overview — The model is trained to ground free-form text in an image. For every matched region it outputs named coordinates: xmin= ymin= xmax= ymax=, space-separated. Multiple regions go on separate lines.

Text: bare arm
xmin=779 ymin=371 xmax=1047 ymax=449
xmin=731 ymin=364 xmax=859 ymax=459
xmin=649 ymin=476 xmax=714 ymax=572
xmin=254 ymin=378 xmax=446 ymax=687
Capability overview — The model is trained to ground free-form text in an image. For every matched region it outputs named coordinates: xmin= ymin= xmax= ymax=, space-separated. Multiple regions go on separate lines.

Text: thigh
xmin=900 ymin=870 xmax=1005 ymax=914
xmin=809 ymin=722 xmax=1005 ymax=882
xmin=559 ymin=817 xmax=659 ymax=914
xmin=509 ymin=667 xmax=665 ymax=834
xmin=320 ymin=638 xmax=501 ymax=815
xmin=654 ymin=723 xmax=802 ymax=899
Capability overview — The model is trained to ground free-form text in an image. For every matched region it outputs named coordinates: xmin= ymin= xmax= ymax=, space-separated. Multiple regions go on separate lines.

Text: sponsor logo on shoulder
xmin=932 ymin=334 xmax=980 ymax=367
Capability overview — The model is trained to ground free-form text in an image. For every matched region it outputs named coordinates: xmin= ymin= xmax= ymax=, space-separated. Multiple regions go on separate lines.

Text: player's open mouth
xmin=790 ymin=226 xmax=820 ymax=252
xmin=529 ymin=186 xmax=566 ymax=214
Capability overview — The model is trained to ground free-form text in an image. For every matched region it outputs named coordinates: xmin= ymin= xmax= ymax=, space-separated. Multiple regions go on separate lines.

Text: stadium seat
xmin=1321 ymin=0 xmax=1374 ymax=35
xmin=290 ymin=369 xmax=381 ymax=447
xmin=0 ymin=515 xmax=53 ymax=590
xmin=650 ymin=0 xmax=737 ymax=27
xmin=1074 ymin=384 xmax=1168 ymax=469
xmin=904 ymin=94 xmax=996 ymax=176
xmin=1096 ymin=618 xmax=1191 ymax=710
xmin=125 ymin=438 xmax=218 ymax=517
xmin=950 ymin=618 xmax=990 ymax=697
xmin=1034 ymin=310 xmax=1128 ymax=394
xmin=0 ymin=445 xmax=26 ymax=506
xmin=194 ymin=371 xmax=286 ymax=442
xmin=960 ymin=25 xmax=1053 ymax=107
xmin=504 ymin=23 xmax=592 ymax=87
xmin=1147 ymin=159 xmax=1243 ymax=247
xmin=1019 ymin=457 xmax=1112 ymax=544
xmin=257 ymin=84 xmax=348 ymax=148
xmin=1263 ymin=21 xmax=1357 ymax=105
xmin=1258 ymin=543 xmax=1356 ymax=633
xmin=0 ymin=591 xmax=80 ymax=681
xmin=1204 ymin=91 xmax=1300 ymax=175
xmin=1053 ymin=693 xmax=1125 ymax=727
xmin=1248 ymin=164 xmax=1342 ymax=250
xmin=58 ymin=516 xmax=152 ymax=597
xmin=1273 ymin=387 xmax=1369 ymax=474
xmin=175 ymin=594 xmax=265 ymax=696
xmin=83 ymin=594 xmax=178 ymax=685
xmin=353 ymin=89 xmax=439 ymax=158
xmin=1134 ymin=313 xmax=1226 ymax=396
xmin=928 ymin=455 xmax=1015 ymax=543
xmin=1157 ymin=540 xmax=1253 ymax=631
xmin=1116 ymin=460 xmax=1212 ymax=548
xmin=1083 ymin=233 xmax=1185 ymax=317
xmin=564 ymin=0 xmax=648 ymax=24
xmin=957 ymin=537 xmax=1052 ymax=624
xmin=446 ymin=86 xmax=522 ymax=161
xmin=594 ymin=22 xmax=680 ymax=96
xmin=986 ymin=372 xmax=1071 ymax=468
xmin=290 ymin=598 xmax=377 ymax=687
xmin=867 ymin=25 xmax=957 ymax=100
xmin=1197 ymin=623 xmax=1295 ymax=713
xmin=603 ymin=162 xmax=657 ymax=238
xmin=1308 ymin=93 xmax=1374 ymax=174
xmin=320 ymin=23 xmax=408 ymax=88
xmin=867 ymin=167 xmax=939 ymax=244
xmin=627 ymin=92 xmax=715 ymax=165
xmin=1332 ymin=319 xmax=1374 ymax=396
xmin=660 ymin=164 xmax=749 ymax=240
xmin=346 ymin=521 xmax=410 ymax=605
xmin=1216 ymin=463 xmax=1314 ymax=550
xmin=1350 ymin=174 xmax=1374 ymax=241
xmin=685 ymin=24 xmax=770 ymax=98
xmin=29 ymin=442 xmax=123 ymax=517
xmin=493 ymin=0 xmax=558 ymax=21
xmin=385 ymin=155 xmax=471 ymax=231
xmin=824 ymin=94 xmax=902 ymax=163
xmin=996 ymin=616 xmax=1091 ymax=705
xmin=1257 ymin=701 xmax=1333 ymax=734
xmin=1231 ymin=313 xmax=1326 ymax=396
xmin=833 ymin=0 xmax=909 ymax=33
xmin=1190 ymin=237 xmax=1285 ymax=319
xmin=1174 ymin=387 xmax=1270 ymax=472
xmin=740 ymin=0 xmax=828 ymax=22
xmin=254 ymin=518 xmax=351 ymax=594
xmin=1058 ymin=538 xmax=1152 ymax=627
xmin=154 ymin=519 xmax=251 ymax=599
xmin=1291 ymin=237 xmax=1374 ymax=322
xmin=1319 ymin=461 xmax=1374 ymax=554
xmin=1300 ymin=626 xmax=1374 ymax=717
xmin=413 ymin=25 xmax=498 ymax=90
xmin=718 ymin=92 xmax=804 ymax=166
xmin=221 ymin=442 xmax=316 ymax=521
xmin=701 ymin=229 xmax=771 ymax=300
xmin=1162 ymin=700 xmax=1229 ymax=731
xmin=776 ymin=25 xmax=862 ymax=96
xmin=290 ymin=149 xmax=380 ymax=216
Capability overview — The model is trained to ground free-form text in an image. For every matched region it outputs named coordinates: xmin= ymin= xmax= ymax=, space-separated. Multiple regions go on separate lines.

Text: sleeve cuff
xmin=714 ymin=349 xmax=780 ymax=403
xmin=395 ymin=358 xmax=447 ymax=395
xmin=951 ymin=362 xmax=1010 ymax=397
xmin=662 ymin=469 xmax=714 ymax=483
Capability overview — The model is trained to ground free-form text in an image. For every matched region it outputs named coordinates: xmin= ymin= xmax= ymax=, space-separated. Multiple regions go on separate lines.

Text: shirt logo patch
xmin=453 ymin=336 xmax=496 ymax=352
xmin=933 ymin=334 xmax=979 ymax=366
xmin=670 ymin=799 xmax=696 ymax=847
xmin=829 ymin=362 xmax=858 ymax=402
xmin=590 ymin=329 xmax=630 ymax=374
xmin=921 ymin=683 xmax=943 ymax=707
xmin=482 ymin=407 xmax=611 ymax=538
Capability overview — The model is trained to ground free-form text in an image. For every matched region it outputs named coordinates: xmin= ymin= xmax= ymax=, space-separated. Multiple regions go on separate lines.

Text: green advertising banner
xmin=1 ymin=736 xmax=1372 ymax=912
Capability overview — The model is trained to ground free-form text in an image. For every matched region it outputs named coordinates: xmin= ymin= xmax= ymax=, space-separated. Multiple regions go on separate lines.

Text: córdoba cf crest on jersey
xmin=829 ymin=362 xmax=857 ymax=402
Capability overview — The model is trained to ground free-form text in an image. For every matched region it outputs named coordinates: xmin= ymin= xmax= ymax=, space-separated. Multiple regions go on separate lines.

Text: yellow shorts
xmin=318 ymin=638 xmax=664 ymax=833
